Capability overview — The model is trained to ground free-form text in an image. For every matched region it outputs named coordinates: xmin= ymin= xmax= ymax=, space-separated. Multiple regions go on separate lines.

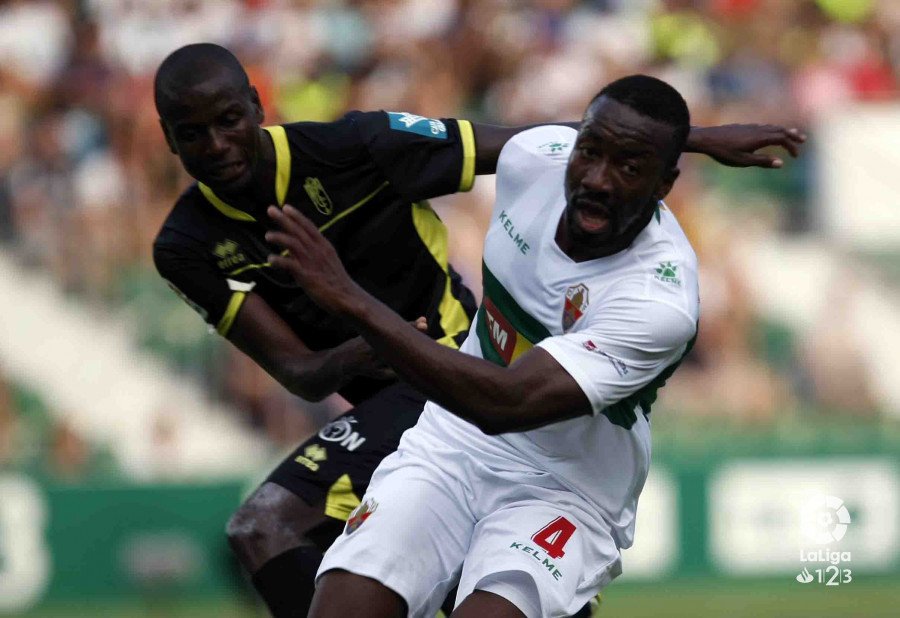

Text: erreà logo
xmin=304 ymin=177 xmax=333 ymax=216
xmin=212 ymin=239 xmax=246 ymax=269
xmin=483 ymin=297 xmax=517 ymax=365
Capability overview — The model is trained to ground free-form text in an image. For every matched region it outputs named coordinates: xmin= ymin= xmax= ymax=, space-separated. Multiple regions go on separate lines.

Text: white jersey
xmin=415 ymin=125 xmax=700 ymax=549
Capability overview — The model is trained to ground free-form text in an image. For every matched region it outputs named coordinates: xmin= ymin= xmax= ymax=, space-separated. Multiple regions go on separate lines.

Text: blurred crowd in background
xmin=1 ymin=0 xmax=897 ymax=477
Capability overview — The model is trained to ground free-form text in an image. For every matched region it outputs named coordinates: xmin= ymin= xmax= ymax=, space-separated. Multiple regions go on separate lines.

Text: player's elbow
xmin=468 ymin=407 xmax=520 ymax=435
xmin=291 ymin=383 xmax=330 ymax=402
xmin=479 ymin=420 xmax=513 ymax=436
xmin=464 ymin=387 xmax=535 ymax=435
xmin=285 ymin=375 xmax=330 ymax=402
xmin=273 ymin=362 xmax=331 ymax=402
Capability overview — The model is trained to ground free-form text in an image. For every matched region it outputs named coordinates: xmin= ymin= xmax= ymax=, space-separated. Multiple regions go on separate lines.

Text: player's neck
xmin=554 ymin=211 xmax=651 ymax=262
xmin=216 ymin=128 xmax=278 ymax=213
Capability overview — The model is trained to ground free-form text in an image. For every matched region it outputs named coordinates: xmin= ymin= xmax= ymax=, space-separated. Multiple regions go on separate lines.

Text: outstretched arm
xmin=471 ymin=121 xmax=805 ymax=174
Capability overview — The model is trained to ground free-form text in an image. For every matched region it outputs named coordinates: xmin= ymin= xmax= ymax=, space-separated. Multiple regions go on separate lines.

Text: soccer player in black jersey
xmin=152 ymin=43 xmax=804 ymax=617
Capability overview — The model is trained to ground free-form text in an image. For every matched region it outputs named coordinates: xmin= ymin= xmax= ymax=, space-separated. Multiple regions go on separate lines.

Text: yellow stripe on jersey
xmin=199 ymin=183 xmax=257 ymax=222
xmin=457 ymin=119 xmax=476 ymax=192
xmin=198 ymin=125 xmax=293 ymax=220
xmin=324 ymin=473 xmax=361 ymax=521
xmin=411 ymin=201 xmax=471 ymax=349
xmin=264 ymin=125 xmax=291 ymax=206
xmin=318 ymin=181 xmax=389 ymax=233
xmin=216 ymin=291 xmax=247 ymax=336
xmin=227 ymin=261 xmax=272 ymax=277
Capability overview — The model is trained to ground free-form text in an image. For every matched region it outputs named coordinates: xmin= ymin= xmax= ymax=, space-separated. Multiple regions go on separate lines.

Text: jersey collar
xmin=197 ymin=125 xmax=292 ymax=222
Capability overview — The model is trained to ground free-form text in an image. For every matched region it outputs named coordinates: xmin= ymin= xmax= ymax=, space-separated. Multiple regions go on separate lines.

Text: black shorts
xmin=266 ymin=381 xmax=427 ymax=522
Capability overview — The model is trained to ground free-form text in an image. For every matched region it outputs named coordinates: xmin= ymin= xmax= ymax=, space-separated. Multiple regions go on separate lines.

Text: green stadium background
xmin=1 ymin=1 xmax=899 ymax=616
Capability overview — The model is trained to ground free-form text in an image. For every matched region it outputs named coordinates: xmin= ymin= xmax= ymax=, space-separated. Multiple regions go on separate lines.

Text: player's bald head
xmin=154 ymin=43 xmax=251 ymax=118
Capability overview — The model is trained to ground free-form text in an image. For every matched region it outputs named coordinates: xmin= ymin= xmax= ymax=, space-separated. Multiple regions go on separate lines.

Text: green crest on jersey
xmin=539 ymin=141 xmax=568 ymax=154
xmin=304 ymin=177 xmax=334 ymax=216
xmin=654 ymin=261 xmax=681 ymax=285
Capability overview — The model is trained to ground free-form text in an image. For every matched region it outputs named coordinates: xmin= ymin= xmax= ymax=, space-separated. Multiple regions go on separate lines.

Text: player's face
xmin=160 ymin=70 xmax=264 ymax=194
xmin=563 ymin=97 xmax=679 ymax=250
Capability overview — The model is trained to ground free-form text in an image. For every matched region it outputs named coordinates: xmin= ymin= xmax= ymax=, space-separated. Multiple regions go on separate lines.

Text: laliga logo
xmin=801 ymin=494 xmax=851 ymax=545
xmin=795 ymin=568 xmax=814 ymax=583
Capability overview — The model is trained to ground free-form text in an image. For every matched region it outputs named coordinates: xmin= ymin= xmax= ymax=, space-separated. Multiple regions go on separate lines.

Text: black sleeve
xmin=152 ymin=232 xmax=248 ymax=337
xmin=350 ymin=111 xmax=477 ymax=202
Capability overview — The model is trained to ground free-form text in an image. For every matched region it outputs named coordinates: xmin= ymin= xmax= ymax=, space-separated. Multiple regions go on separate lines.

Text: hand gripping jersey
xmin=416 ymin=125 xmax=700 ymax=549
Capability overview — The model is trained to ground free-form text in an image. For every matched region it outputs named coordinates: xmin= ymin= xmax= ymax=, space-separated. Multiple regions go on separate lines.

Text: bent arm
xmin=472 ymin=121 xmax=805 ymax=174
xmin=265 ymin=206 xmax=697 ymax=433
xmin=226 ymin=293 xmax=383 ymax=402
xmin=264 ymin=206 xmax=591 ymax=431
xmin=344 ymin=297 xmax=592 ymax=434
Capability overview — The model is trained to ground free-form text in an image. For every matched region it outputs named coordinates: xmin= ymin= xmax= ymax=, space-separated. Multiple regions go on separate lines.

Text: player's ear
xmin=159 ymin=118 xmax=178 ymax=154
xmin=654 ymin=166 xmax=679 ymax=202
xmin=250 ymin=86 xmax=264 ymax=124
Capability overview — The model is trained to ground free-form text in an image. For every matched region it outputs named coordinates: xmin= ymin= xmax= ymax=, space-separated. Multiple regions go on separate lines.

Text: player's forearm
xmin=472 ymin=123 xmax=713 ymax=173
xmin=271 ymin=342 xmax=363 ymax=401
xmin=683 ymin=126 xmax=713 ymax=154
xmin=341 ymin=295 xmax=550 ymax=433
xmin=343 ymin=296 xmax=521 ymax=433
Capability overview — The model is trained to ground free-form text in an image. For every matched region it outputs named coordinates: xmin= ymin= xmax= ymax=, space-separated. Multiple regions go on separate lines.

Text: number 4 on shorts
xmin=531 ymin=516 xmax=576 ymax=559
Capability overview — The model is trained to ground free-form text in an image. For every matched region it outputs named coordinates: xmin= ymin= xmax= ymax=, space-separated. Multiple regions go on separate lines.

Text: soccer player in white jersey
xmin=262 ymin=75 xmax=782 ymax=617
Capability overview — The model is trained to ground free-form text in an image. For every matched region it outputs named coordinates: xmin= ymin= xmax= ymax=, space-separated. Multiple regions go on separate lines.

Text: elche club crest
xmin=562 ymin=284 xmax=589 ymax=331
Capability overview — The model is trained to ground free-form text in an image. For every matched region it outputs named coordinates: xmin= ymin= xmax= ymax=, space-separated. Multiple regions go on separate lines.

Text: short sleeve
xmin=351 ymin=111 xmax=476 ymax=201
xmin=153 ymin=235 xmax=251 ymax=337
xmin=495 ymin=125 xmax=576 ymax=197
xmin=536 ymin=296 xmax=696 ymax=416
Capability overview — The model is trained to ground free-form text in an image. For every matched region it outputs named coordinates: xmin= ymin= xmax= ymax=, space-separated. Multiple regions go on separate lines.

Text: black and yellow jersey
xmin=153 ymin=111 xmax=478 ymax=404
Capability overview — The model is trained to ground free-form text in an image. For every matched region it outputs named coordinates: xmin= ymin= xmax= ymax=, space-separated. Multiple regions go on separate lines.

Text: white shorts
xmin=317 ymin=429 xmax=623 ymax=617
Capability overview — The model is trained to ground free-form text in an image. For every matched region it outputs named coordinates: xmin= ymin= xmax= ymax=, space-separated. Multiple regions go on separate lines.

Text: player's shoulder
xmin=641 ymin=204 xmax=698 ymax=278
xmin=499 ymin=125 xmax=577 ymax=168
xmin=587 ymin=275 xmax=697 ymax=351
xmin=624 ymin=207 xmax=699 ymax=324
xmin=589 ymin=211 xmax=699 ymax=328
xmin=495 ymin=125 xmax=576 ymax=199
xmin=279 ymin=112 xmax=371 ymax=156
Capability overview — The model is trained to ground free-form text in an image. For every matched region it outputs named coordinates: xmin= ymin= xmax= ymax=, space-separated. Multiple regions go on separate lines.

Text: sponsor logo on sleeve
xmin=387 ymin=112 xmax=447 ymax=139
xmin=582 ymin=341 xmax=629 ymax=376
xmin=345 ymin=499 xmax=378 ymax=534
